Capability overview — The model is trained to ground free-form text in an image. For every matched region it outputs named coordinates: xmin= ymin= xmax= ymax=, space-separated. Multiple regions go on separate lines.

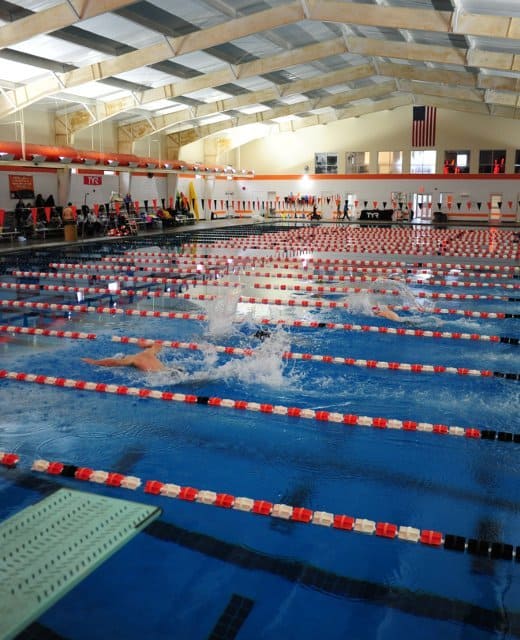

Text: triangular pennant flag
xmin=427 ymin=202 xmax=432 ymax=209
xmin=487 ymin=201 xmax=492 ymax=210
xmin=152 ymin=199 xmax=157 ymax=208
xmin=417 ymin=202 xmax=423 ymax=210
xmin=0 ymin=209 xmax=4 ymax=228
xmin=169 ymin=196 xmax=173 ymax=208
xmin=373 ymin=201 xmax=378 ymax=208
xmin=477 ymin=202 xmax=481 ymax=210
xmin=508 ymin=201 xmax=513 ymax=209
xmin=44 ymin=206 xmax=51 ymax=222
xmin=201 ymin=199 xmax=205 ymax=210
xmin=93 ymin=203 xmax=99 ymax=216
xmin=213 ymin=199 xmax=217 ymax=209
xmin=382 ymin=201 xmax=387 ymax=208
xmin=134 ymin=201 xmax=140 ymax=211
xmin=447 ymin=203 xmax=452 ymax=210
xmin=407 ymin=201 xmax=412 ymax=209
xmin=354 ymin=200 xmax=359 ymax=207
xmin=497 ymin=201 xmax=502 ymax=209
xmin=364 ymin=201 xmax=368 ymax=208
xmin=437 ymin=202 xmax=442 ymax=210
xmin=31 ymin=207 xmax=37 ymax=223
xmin=456 ymin=202 xmax=461 ymax=210
xmin=161 ymin=198 xmax=165 ymax=209
xmin=466 ymin=201 xmax=472 ymax=210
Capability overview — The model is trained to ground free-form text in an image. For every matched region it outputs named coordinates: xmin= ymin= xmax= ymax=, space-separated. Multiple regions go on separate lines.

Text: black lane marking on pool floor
xmin=208 ymin=594 xmax=255 ymax=640
xmin=2 ymin=470 xmax=520 ymax=637
xmin=15 ymin=622 xmax=70 ymax=640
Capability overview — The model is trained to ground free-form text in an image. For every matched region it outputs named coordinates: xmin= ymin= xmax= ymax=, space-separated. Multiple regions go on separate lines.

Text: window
xmin=345 ymin=151 xmax=369 ymax=173
xmin=410 ymin=150 xmax=436 ymax=174
xmin=479 ymin=150 xmax=505 ymax=174
xmin=378 ymin=151 xmax=402 ymax=174
xmin=444 ymin=150 xmax=470 ymax=174
xmin=315 ymin=153 xmax=338 ymax=174
xmin=515 ymin=150 xmax=520 ymax=174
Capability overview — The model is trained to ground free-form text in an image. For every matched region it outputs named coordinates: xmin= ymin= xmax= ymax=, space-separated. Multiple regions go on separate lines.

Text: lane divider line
xmin=2 ymin=295 xmax=518 ymax=320
xmin=1 ymin=298 xmax=517 ymax=345
xmin=9 ymin=455 xmax=514 ymax=563
xmin=45 ymin=263 xmax=520 ymax=290
xmin=1 ymin=369 xmax=518 ymax=444
xmin=111 ymin=335 xmax=519 ymax=381
xmin=121 ymin=251 xmax=520 ymax=273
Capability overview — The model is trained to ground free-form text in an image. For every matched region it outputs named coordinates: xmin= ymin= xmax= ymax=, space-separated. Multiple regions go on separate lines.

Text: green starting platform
xmin=0 ymin=488 xmax=161 ymax=639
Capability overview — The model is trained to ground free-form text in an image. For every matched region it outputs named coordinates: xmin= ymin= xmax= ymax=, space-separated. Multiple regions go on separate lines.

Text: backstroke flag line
xmin=412 ymin=106 xmax=436 ymax=147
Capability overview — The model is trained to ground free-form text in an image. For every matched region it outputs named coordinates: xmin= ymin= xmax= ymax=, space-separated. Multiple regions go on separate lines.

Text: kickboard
xmin=0 ymin=488 xmax=161 ymax=639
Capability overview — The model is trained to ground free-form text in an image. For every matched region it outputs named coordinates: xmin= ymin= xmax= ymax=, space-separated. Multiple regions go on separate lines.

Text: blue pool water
xmin=0 ymin=227 xmax=519 ymax=639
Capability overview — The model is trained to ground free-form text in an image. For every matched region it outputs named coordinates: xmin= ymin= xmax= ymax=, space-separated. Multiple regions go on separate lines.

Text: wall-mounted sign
xmin=83 ymin=175 xmax=103 ymax=186
xmin=9 ymin=174 xmax=34 ymax=199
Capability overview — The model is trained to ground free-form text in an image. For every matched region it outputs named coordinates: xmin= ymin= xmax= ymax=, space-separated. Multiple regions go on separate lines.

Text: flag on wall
xmin=412 ymin=106 xmax=436 ymax=147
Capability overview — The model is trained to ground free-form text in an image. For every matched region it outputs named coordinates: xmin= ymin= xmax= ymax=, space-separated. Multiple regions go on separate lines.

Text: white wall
xmin=238 ymin=107 xmax=520 ymax=174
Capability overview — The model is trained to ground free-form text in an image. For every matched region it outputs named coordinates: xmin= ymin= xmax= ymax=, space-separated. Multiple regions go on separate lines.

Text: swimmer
xmin=372 ymin=305 xmax=403 ymax=322
xmin=254 ymin=329 xmax=271 ymax=341
xmin=82 ymin=340 xmax=167 ymax=372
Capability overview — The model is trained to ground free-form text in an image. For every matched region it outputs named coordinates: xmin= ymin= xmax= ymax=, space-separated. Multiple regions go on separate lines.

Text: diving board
xmin=0 ymin=488 xmax=161 ymax=639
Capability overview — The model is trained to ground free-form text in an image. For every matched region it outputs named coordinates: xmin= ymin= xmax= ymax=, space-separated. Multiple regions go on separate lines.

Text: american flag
xmin=412 ymin=106 xmax=436 ymax=147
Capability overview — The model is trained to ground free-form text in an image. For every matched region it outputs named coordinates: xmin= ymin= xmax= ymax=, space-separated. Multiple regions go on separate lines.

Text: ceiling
xmin=0 ymin=0 xmax=519 ymax=153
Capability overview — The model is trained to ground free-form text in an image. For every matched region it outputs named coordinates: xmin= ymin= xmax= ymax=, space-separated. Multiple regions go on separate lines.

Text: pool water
xmin=0 ymin=226 xmax=519 ymax=639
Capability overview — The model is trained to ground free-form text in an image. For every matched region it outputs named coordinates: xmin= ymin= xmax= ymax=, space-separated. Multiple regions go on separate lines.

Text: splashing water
xmin=205 ymin=285 xmax=242 ymax=337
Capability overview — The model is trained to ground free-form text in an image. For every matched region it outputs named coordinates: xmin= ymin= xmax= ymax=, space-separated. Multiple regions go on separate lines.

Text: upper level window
xmin=315 ymin=153 xmax=338 ymax=174
xmin=378 ymin=151 xmax=402 ymax=174
xmin=444 ymin=150 xmax=470 ymax=174
xmin=514 ymin=150 xmax=520 ymax=174
xmin=410 ymin=150 xmax=436 ymax=174
xmin=345 ymin=151 xmax=369 ymax=173
xmin=479 ymin=150 xmax=505 ymax=174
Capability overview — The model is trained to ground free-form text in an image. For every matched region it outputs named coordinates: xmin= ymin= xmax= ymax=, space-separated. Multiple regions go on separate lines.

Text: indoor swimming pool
xmin=0 ymin=224 xmax=519 ymax=639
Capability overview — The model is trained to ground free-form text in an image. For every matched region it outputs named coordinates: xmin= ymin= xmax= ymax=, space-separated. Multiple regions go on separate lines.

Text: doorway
xmin=413 ymin=192 xmax=432 ymax=222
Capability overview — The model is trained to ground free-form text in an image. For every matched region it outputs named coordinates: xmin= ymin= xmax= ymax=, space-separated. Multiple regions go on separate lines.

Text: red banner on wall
xmin=9 ymin=174 xmax=34 ymax=199
xmin=83 ymin=175 xmax=102 ymax=186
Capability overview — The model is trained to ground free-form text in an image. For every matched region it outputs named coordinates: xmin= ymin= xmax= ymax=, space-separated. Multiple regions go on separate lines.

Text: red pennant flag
xmin=508 ymin=201 xmax=513 ymax=209
xmin=354 ymin=200 xmax=359 ymax=207
xmin=373 ymin=201 xmax=378 ymax=208
xmin=487 ymin=201 xmax=492 ymax=210
xmin=169 ymin=196 xmax=173 ymax=208
xmin=93 ymin=203 xmax=99 ymax=215
xmin=44 ymin=206 xmax=51 ymax=222
xmin=0 ymin=209 xmax=4 ymax=227
xmin=427 ymin=202 xmax=432 ymax=209
xmin=71 ymin=205 xmax=77 ymax=219
xmin=115 ymin=201 xmax=120 ymax=213
xmin=447 ymin=203 xmax=452 ymax=210
xmin=134 ymin=201 xmax=140 ymax=211
xmin=31 ymin=207 xmax=37 ymax=223
xmin=467 ymin=201 xmax=471 ymax=210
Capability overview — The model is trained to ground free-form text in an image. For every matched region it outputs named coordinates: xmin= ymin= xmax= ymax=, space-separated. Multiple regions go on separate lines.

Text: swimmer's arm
xmin=82 ymin=356 xmax=134 ymax=367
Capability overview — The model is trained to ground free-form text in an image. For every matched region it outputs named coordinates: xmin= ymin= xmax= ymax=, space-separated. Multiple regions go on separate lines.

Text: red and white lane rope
xmin=0 ymin=324 xmax=97 ymax=340
xmin=123 ymin=250 xmax=520 ymax=273
xmin=45 ymin=263 xmax=520 ymax=290
xmin=111 ymin=335 xmax=512 ymax=379
xmin=1 ymin=368 xmax=516 ymax=443
xmin=108 ymin=254 xmax=519 ymax=280
xmin=0 ymin=324 xmax=513 ymax=379
xmin=1 ymin=295 xmax=515 ymax=320
xmin=1 ymin=298 xmax=517 ymax=344
xmin=5 ymin=273 xmax=509 ymax=303
xmin=25 ymin=457 xmax=517 ymax=561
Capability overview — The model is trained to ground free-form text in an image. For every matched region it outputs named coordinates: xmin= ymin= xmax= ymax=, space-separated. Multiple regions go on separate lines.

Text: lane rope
xmin=7 ymin=456 xmax=511 ymax=563
xmin=1 ymin=298 xmax=518 ymax=345
xmin=1 ymin=368 xmax=518 ymax=444
xmin=111 ymin=335 xmax=519 ymax=380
